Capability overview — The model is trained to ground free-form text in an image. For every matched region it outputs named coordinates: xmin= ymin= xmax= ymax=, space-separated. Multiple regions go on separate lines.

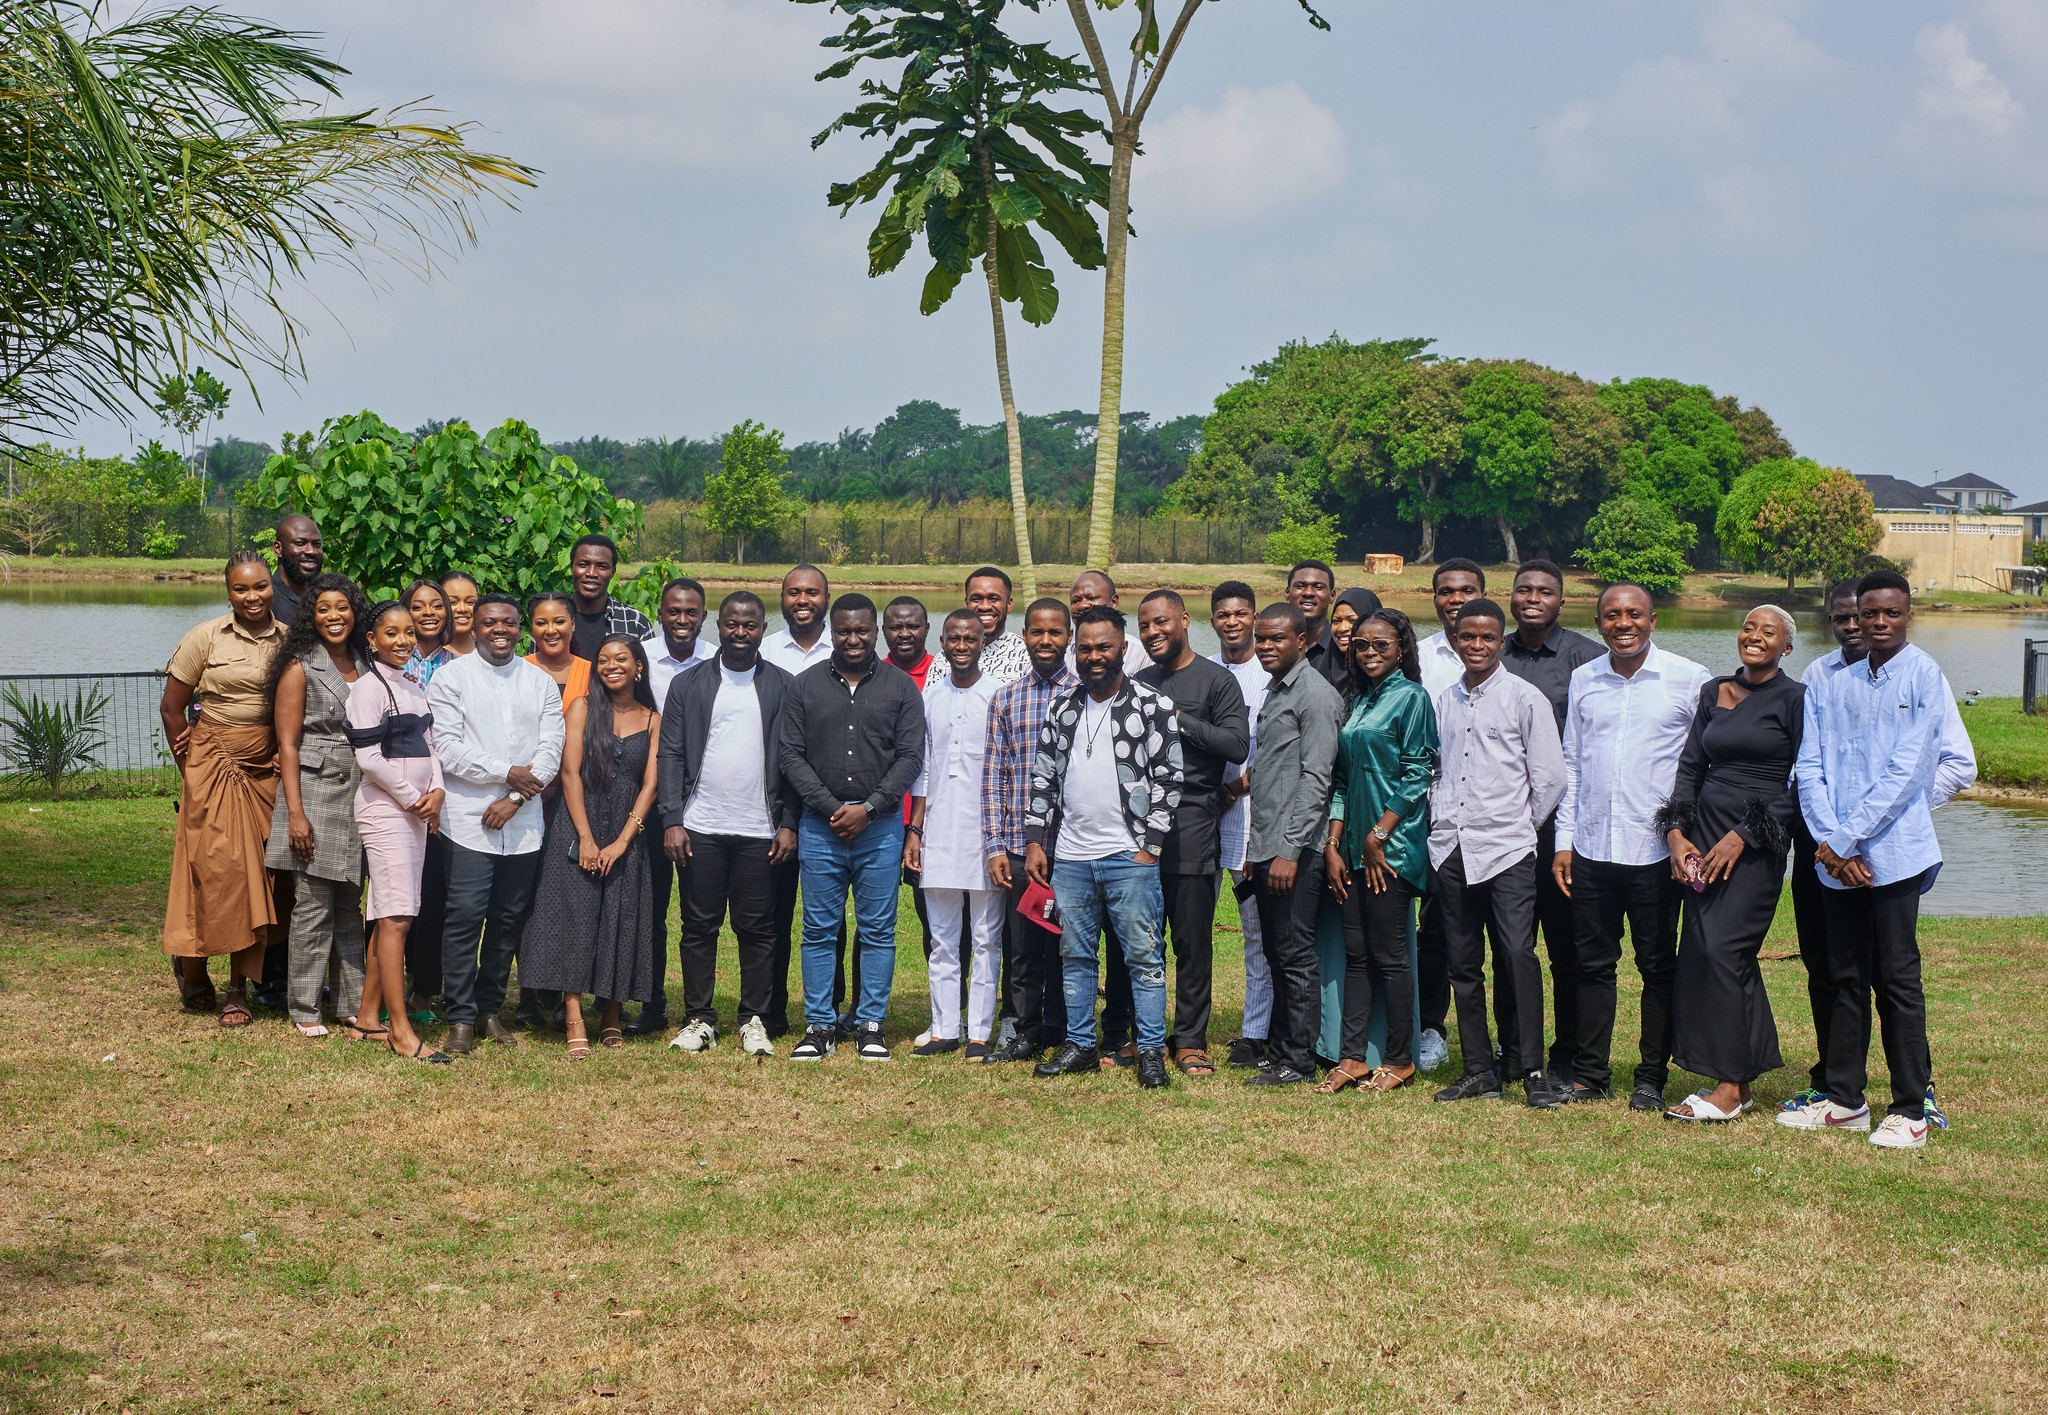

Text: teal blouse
xmin=1328 ymin=672 xmax=1438 ymax=893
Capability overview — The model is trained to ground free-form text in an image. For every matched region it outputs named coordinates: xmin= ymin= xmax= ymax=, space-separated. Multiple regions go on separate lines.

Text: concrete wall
xmin=1875 ymin=513 xmax=2025 ymax=592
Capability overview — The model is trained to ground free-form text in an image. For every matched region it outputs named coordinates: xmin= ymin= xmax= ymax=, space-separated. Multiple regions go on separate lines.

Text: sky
xmin=61 ymin=0 xmax=2048 ymax=504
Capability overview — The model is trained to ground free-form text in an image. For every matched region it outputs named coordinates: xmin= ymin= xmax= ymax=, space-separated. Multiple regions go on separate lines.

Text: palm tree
xmin=0 ymin=1 xmax=535 ymax=453
xmin=805 ymin=0 xmax=1107 ymax=597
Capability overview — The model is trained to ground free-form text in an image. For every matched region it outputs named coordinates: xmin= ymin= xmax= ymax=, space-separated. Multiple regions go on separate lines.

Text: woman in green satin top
xmin=1326 ymin=613 xmax=1438 ymax=894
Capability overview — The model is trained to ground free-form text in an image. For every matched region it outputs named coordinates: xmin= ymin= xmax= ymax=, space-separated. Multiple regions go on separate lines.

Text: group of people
xmin=158 ymin=516 xmax=1967 ymax=1147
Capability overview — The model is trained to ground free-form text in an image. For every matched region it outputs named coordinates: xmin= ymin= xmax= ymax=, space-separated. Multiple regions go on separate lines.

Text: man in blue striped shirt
xmin=1785 ymin=570 xmax=1946 ymax=1150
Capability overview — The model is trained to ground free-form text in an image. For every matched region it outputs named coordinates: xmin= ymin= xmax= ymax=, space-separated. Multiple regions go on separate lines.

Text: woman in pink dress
xmin=345 ymin=600 xmax=449 ymax=1065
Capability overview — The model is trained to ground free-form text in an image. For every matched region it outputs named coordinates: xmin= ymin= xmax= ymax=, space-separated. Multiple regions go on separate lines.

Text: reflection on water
xmin=1924 ymin=797 xmax=2048 ymax=918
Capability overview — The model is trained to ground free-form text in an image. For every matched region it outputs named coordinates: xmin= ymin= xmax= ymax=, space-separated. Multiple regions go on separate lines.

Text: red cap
xmin=1016 ymin=877 xmax=1061 ymax=934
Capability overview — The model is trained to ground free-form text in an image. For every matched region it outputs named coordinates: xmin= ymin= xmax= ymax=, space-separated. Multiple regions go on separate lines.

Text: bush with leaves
xmin=141 ymin=520 xmax=183 ymax=558
xmin=703 ymin=421 xmax=800 ymax=564
xmin=0 ymin=683 xmax=110 ymax=796
xmin=249 ymin=413 xmax=637 ymax=599
xmin=1261 ymin=514 xmax=1339 ymax=569
xmin=1718 ymin=458 xmax=1883 ymax=589
xmin=1575 ymin=494 xmax=1696 ymax=597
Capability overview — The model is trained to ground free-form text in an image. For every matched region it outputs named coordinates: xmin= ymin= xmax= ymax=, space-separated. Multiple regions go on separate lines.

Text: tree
xmin=150 ymin=367 xmax=229 ymax=496
xmin=1575 ymin=494 xmax=1696 ymax=597
xmin=1720 ymin=459 xmax=1881 ymax=588
xmin=1059 ymin=0 xmax=1329 ymax=566
xmin=1 ymin=2 xmax=534 ymax=453
xmin=703 ymin=420 xmax=800 ymax=564
xmin=1595 ymin=378 xmax=1790 ymax=562
xmin=807 ymin=0 xmax=1109 ymax=598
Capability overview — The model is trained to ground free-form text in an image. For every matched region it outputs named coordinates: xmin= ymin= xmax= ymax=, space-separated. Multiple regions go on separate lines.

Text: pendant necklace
xmin=1083 ymin=698 xmax=1112 ymax=758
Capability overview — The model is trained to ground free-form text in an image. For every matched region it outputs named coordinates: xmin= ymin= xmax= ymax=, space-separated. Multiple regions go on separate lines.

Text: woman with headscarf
xmin=160 ymin=551 xmax=292 ymax=1026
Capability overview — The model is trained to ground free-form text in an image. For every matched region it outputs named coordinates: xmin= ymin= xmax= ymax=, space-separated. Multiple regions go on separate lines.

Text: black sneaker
xmin=790 ymin=1027 xmax=836 ymax=1061
xmin=833 ymin=1014 xmax=856 ymax=1043
xmin=1135 ymin=1048 xmax=1170 ymax=1089
xmin=963 ymin=1040 xmax=992 ymax=1061
xmin=1524 ymin=1070 xmax=1568 ymax=1110
xmin=854 ymin=1022 xmax=890 ymax=1061
xmin=1245 ymin=1065 xmax=1309 ymax=1086
xmin=1225 ymin=1036 xmax=1266 ymax=1068
xmin=1564 ymin=1081 xmax=1613 ymax=1104
xmin=911 ymin=1037 xmax=961 ymax=1057
xmin=987 ymin=1033 xmax=1044 ymax=1064
xmin=250 ymin=982 xmax=288 ymax=1013
xmin=1629 ymin=1082 xmax=1667 ymax=1112
xmin=1033 ymin=1042 xmax=1100 ymax=1077
xmin=1433 ymin=1071 xmax=1504 ymax=1103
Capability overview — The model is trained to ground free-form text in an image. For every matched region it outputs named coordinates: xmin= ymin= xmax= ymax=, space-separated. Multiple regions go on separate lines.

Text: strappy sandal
xmin=293 ymin=1021 xmax=329 ymax=1039
xmin=340 ymin=1017 xmax=389 ymax=1043
xmin=405 ymin=993 xmax=441 ymax=1026
xmin=1176 ymin=1048 xmax=1216 ymax=1077
xmin=1313 ymin=1058 xmax=1373 ymax=1094
xmin=218 ymin=991 xmax=253 ymax=1028
xmin=600 ymin=1025 xmax=624 ymax=1050
xmin=1364 ymin=1065 xmax=1414 ymax=1093
xmin=387 ymin=1033 xmax=452 ymax=1066
xmin=566 ymin=1028 xmax=592 ymax=1060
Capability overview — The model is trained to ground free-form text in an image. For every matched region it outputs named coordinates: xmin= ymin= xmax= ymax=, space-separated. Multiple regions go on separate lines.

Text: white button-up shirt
xmin=911 ymin=670 xmax=1002 ymax=892
xmin=425 ymin=652 xmax=566 ymax=856
xmin=1213 ymin=651 xmax=1269 ymax=872
xmin=642 ymin=632 xmax=716 ymax=707
xmin=1428 ymin=666 xmax=1565 ymax=883
xmin=1417 ymin=629 xmax=1465 ymax=701
xmin=761 ymin=624 xmax=833 ymax=676
xmin=1555 ymin=642 xmax=1711 ymax=866
xmin=1802 ymin=647 xmax=1975 ymax=807
xmin=1796 ymin=643 xmax=1949 ymax=890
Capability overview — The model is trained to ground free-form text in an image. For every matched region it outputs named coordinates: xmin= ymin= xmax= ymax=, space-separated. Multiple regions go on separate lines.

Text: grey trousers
xmin=287 ymin=874 xmax=366 ymax=1025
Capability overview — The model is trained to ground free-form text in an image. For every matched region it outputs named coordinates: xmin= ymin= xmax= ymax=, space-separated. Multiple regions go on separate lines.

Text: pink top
xmin=347 ymin=664 xmax=443 ymax=809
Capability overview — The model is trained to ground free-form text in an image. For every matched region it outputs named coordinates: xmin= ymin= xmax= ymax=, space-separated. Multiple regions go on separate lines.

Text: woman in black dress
xmin=521 ymin=634 xmax=661 ymax=1056
xmin=1659 ymin=605 xmax=1804 ymax=1122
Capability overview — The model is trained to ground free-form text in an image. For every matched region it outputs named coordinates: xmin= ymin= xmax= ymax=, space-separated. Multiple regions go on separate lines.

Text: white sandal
xmin=1664 ymin=1088 xmax=1743 ymax=1123
xmin=294 ymin=1021 xmax=329 ymax=1038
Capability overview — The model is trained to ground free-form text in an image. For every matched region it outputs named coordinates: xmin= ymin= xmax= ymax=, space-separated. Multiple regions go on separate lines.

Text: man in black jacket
xmin=1134 ymin=589 xmax=1249 ymax=1074
xmin=657 ymin=591 xmax=799 ymax=1058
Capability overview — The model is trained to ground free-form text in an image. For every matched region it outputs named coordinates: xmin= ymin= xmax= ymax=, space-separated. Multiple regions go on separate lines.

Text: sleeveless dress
xmin=519 ymin=729 xmax=655 ymax=1002
xmin=265 ymin=652 xmax=364 ymax=883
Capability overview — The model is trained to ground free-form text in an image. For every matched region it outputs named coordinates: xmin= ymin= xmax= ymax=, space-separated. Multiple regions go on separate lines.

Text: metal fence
xmin=0 ymin=671 xmax=177 ymax=799
xmin=647 ymin=507 xmax=1272 ymax=566
xmin=2025 ymin=639 xmax=2048 ymax=716
xmin=0 ymin=502 xmax=269 ymax=560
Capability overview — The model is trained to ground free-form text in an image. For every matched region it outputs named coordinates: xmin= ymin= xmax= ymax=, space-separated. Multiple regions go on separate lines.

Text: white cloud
xmin=1912 ymin=22 xmax=2022 ymax=136
xmin=1139 ymin=83 xmax=1347 ymax=226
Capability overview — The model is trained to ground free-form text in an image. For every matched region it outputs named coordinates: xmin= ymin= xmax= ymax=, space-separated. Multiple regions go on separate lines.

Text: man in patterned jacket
xmin=1022 ymin=604 xmax=1184 ymax=1090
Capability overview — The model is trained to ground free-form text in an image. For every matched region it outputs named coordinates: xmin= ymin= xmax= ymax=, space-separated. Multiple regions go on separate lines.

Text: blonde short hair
xmin=1747 ymin=603 xmax=1797 ymax=645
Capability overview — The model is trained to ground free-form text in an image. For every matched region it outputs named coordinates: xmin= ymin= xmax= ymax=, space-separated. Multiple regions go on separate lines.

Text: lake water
xmin=3 ymin=580 xmax=2045 ymax=916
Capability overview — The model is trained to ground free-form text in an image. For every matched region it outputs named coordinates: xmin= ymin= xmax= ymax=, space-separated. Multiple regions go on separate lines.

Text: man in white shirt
xmin=966 ymin=565 xmax=1031 ymax=687
xmin=628 ymin=575 xmax=719 ymax=1036
xmin=1551 ymin=582 xmax=1711 ymax=1110
xmin=907 ymin=610 xmax=1006 ymax=1058
xmin=656 ymin=590 xmax=798 ymax=1058
xmin=1209 ymin=580 xmax=1272 ymax=1068
xmin=758 ymin=564 xmax=832 ymax=1034
xmin=1428 ymin=599 xmax=1568 ymax=1109
xmin=1066 ymin=570 xmax=1150 ymax=678
xmin=426 ymin=593 xmax=566 ymax=1055
xmin=1412 ymin=558 xmax=1486 ymax=1071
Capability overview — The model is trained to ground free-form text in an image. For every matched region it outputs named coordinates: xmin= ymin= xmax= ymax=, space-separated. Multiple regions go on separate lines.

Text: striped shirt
xmin=981 ymin=661 xmax=1078 ymax=861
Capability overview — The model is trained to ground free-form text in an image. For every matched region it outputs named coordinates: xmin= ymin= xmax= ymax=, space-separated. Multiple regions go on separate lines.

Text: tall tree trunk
xmin=981 ymin=149 xmax=1036 ymax=600
xmin=1415 ymin=516 xmax=1437 ymax=565
xmin=1497 ymin=512 xmax=1518 ymax=565
xmin=1083 ymin=119 xmax=1136 ymax=569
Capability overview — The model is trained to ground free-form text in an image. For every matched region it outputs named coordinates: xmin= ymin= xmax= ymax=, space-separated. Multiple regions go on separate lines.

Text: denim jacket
xmin=1023 ymin=678 xmax=1184 ymax=857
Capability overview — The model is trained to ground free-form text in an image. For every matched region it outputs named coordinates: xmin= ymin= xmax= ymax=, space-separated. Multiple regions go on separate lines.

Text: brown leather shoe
xmin=481 ymin=1016 xmax=518 ymax=1045
xmin=443 ymin=1023 xmax=476 ymax=1056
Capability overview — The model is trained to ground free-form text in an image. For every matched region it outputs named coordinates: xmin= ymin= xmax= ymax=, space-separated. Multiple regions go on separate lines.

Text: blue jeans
xmin=1051 ymin=854 xmax=1167 ymax=1052
xmin=798 ymin=810 xmax=904 ymax=1029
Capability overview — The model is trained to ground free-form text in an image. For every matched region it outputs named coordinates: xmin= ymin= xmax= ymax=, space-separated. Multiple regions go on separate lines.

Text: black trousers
xmin=406 ymin=832 xmax=449 ymax=1000
xmin=259 ymin=871 xmax=294 ymax=993
xmin=1436 ymin=847 xmax=1544 ymax=1078
xmin=1823 ymin=874 xmax=1931 ymax=1118
xmin=440 ymin=841 xmax=540 ymax=1027
xmin=1340 ymin=875 xmax=1416 ymax=1066
xmin=1254 ymin=846 xmax=1327 ymax=1076
xmin=1417 ymin=888 xmax=1449 ymax=1036
xmin=1164 ymin=872 xmax=1220 ymax=1052
xmin=1568 ymin=856 xmax=1678 ymax=1092
xmin=679 ymin=831 xmax=780 ymax=1025
xmin=1534 ymin=817 xmax=1578 ymax=1075
xmin=642 ymin=829 xmax=678 ymax=1022
xmin=1002 ymin=851 xmax=1067 ymax=1045
xmin=1789 ymin=823 xmax=1832 ymax=1091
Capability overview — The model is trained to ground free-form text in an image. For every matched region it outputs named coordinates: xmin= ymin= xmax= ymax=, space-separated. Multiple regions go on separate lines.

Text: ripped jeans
xmin=1052 ymin=853 xmax=1167 ymax=1053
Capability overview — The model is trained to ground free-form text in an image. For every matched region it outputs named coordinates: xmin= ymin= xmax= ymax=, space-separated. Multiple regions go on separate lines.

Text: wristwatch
xmin=508 ymin=791 xmax=526 ymax=806
xmin=1371 ymin=825 xmax=1391 ymax=843
xmin=862 ymin=801 xmax=879 ymax=819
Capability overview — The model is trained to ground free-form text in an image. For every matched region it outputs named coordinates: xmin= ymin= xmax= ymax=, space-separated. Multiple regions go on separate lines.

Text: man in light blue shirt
xmin=1784 ymin=570 xmax=1946 ymax=1150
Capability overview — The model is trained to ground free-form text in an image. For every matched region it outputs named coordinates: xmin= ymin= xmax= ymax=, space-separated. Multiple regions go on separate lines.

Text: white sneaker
xmin=1774 ymin=1096 xmax=1870 ymax=1131
xmin=997 ymin=1017 xmax=1018 ymax=1048
xmin=913 ymin=1027 xmax=934 ymax=1048
xmin=739 ymin=1016 xmax=774 ymax=1058
xmin=669 ymin=1019 xmax=717 ymax=1053
xmin=1417 ymin=1029 xmax=1449 ymax=1072
xmin=1870 ymin=1114 xmax=1929 ymax=1149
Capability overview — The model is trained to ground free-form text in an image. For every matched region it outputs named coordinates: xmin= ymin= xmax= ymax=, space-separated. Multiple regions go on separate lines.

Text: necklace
xmin=1082 ymin=696 xmax=1113 ymax=758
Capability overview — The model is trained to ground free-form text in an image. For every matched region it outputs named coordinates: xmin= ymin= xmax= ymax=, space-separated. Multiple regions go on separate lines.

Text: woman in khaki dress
xmin=160 ymin=551 xmax=291 ymax=1026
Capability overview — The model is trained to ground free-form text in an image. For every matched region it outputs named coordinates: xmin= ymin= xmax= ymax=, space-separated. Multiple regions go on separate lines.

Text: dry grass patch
xmin=2 ymin=800 xmax=2045 ymax=1413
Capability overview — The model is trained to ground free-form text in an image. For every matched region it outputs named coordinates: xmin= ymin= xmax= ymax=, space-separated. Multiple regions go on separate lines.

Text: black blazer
xmin=656 ymin=656 xmax=800 ymax=834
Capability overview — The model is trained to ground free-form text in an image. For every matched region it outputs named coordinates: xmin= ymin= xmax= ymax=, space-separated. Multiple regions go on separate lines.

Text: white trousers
xmin=925 ymin=887 xmax=1005 ymax=1041
xmin=1236 ymin=871 xmax=1273 ymax=1041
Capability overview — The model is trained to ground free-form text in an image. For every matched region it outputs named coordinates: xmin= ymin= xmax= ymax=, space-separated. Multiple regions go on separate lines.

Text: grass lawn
xmin=2 ymin=801 xmax=2045 ymax=1413
xmin=1961 ymin=697 xmax=2048 ymax=792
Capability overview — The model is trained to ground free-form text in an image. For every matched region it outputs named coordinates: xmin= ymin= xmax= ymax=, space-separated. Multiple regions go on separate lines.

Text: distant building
xmin=1850 ymin=474 xmax=2023 ymax=590
xmin=2015 ymin=500 xmax=2048 ymax=543
xmin=1856 ymin=475 xmax=1955 ymax=513
xmin=1927 ymin=472 xmax=2016 ymax=512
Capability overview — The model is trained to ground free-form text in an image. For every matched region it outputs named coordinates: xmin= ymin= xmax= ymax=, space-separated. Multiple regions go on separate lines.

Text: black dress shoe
xmin=1629 ymin=1083 xmax=1666 ymax=1112
xmin=1135 ymin=1048 xmax=1170 ymax=1089
xmin=443 ymin=1024 xmax=476 ymax=1056
xmin=1245 ymin=1065 xmax=1309 ymax=1086
xmin=1033 ymin=1042 xmax=1100 ymax=1077
xmin=622 ymin=1009 xmax=669 ymax=1037
xmin=250 ymin=983 xmax=288 ymax=1013
xmin=987 ymin=1034 xmax=1044 ymax=1064
xmin=1433 ymin=1071 xmax=1504 ymax=1103
xmin=481 ymin=1016 xmax=518 ymax=1045
xmin=1565 ymin=1081 xmax=1613 ymax=1104
xmin=1224 ymin=1036 xmax=1266 ymax=1068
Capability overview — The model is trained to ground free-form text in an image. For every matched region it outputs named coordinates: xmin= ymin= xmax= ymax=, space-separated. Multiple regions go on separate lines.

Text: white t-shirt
xmin=1214 ymin=651 xmax=1269 ymax=872
xmin=1058 ymin=694 xmax=1136 ymax=861
xmin=683 ymin=663 xmax=774 ymax=838
xmin=1418 ymin=629 xmax=1464 ymax=701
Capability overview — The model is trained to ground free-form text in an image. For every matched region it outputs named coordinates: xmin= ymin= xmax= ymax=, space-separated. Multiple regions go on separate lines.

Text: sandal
xmin=1664 ymin=1089 xmax=1743 ymax=1123
xmin=218 ymin=992 xmax=253 ymax=1028
xmin=567 ymin=1030 xmax=591 ymax=1061
xmin=1313 ymin=1058 xmax=1372 ymax=1094
xmin=1364 ymin=1065 xmax=1415 ymax=1093
xmin=406 ymin=993 xmax=442 ymax=1026
xmin=387 ymin=1033 xmax=452 ymax=1066
xmin=293 ymin=1021 xmax=329 ymax=1039
xmin=600 ymin=1026 xmax=624 ymax=1050
xmin=1176 ymin=1048 xmax=1215 ymax=1077
xmin=340 ymin=1017 xmax=389 ymax=1042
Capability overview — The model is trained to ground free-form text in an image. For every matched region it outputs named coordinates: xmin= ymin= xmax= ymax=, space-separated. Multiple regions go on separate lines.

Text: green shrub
xmin=141 ymin=519 xmax=183 ymax=559
xmin=1575 ymin=494 xmax=1695 ymax=596
xmin=0 ymin=683 xmax=110 ymax=797
xmin=1262 ymin=515 xmax=1338 ymax=568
